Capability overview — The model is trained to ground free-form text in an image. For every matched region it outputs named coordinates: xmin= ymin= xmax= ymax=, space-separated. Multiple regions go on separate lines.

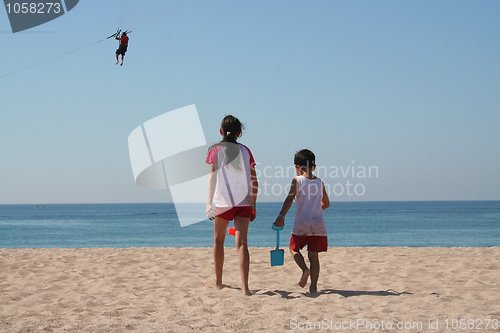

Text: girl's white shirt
xmin=207 ymin=143 xmax=255 ymax=208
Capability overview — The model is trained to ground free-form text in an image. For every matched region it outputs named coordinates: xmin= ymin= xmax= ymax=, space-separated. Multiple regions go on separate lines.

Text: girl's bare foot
xmin=298 ymin=269 xmax=310 ymax=288
xmin=204 ymin=280 xmax=224 ymax=290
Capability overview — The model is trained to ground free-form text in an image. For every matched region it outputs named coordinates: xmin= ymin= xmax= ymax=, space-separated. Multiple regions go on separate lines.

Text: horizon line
xmin=1 ymin=199 xmax=500 ymax=206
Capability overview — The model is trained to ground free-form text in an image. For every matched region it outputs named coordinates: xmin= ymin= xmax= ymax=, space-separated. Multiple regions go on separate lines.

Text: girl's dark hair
xmin=221 ymin=115 xmax=244 ymax=143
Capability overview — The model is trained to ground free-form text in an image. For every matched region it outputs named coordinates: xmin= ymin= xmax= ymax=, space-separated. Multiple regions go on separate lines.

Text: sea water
xmin=0 ymin=201 xmax=499 ymax=248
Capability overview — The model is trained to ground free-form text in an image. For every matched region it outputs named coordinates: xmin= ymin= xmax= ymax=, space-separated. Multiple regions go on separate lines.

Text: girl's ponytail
xmin=219 ymin=115 xmax=244 ymax=169
xmin=221 ymin=115 xmax=243 ymax=143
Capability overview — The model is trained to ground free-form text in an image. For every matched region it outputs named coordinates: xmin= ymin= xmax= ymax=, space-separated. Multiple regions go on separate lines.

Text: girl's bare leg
xmin=213 ymin=217 xmax=229 ymax=288
xmin=234 ymin=216 xmax=251 ymax=295
xmin=308 ymin=252 xmax=320 ymax=294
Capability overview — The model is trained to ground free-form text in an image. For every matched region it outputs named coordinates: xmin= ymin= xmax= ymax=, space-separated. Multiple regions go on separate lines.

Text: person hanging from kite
xmin=115 ymin=31 xmax=129 ymax=66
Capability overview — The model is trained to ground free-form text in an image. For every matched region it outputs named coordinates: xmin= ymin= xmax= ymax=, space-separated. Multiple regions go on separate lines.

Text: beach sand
xmin=1 ymin=247 xmax=499 ymax=332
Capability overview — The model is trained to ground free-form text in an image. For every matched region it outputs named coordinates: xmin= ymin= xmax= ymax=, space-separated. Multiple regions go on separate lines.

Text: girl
xmin=205 ymin=115 xmax=258 ymax=296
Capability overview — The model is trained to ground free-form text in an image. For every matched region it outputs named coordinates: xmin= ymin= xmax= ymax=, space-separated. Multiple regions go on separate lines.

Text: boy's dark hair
xmin=294 ymin=149 xmax=316 ymax=169
xmin=221 ymin=115 xmax=244 ymax=143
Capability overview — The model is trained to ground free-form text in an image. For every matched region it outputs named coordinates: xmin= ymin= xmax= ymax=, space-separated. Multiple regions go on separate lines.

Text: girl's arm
xmin=249 ymin=166 xmax=258 ymax=221
xmin=274 ymin=178 xmax=297 ymax=227
xmin=322 ymin=182 xmax=330 ymax=209
xmin=250 ymin=166 xmax=258 ymax=207
xmin=206 ymin=164 xmax=216 ymax=219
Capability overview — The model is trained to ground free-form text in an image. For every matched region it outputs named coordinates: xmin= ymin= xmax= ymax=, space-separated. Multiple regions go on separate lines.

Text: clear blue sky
xmin=1 ymin=0 xmax=499 ymax=204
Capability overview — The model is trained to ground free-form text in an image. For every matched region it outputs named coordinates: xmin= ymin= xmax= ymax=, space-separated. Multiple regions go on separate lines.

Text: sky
xmin=1 ymin=0 xmax=499 ymax=204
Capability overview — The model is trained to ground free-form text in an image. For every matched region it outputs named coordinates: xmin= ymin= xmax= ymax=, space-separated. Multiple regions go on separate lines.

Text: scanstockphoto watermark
xmin=128 ymin=104 xmax=379 ymax=226
xmin=255 ymin=161 xmax=379 ymax=198
xmin=287 ymin=318 xmax=500 ymax=331
xmin=288 ymin=318 xmax=424 ymax=331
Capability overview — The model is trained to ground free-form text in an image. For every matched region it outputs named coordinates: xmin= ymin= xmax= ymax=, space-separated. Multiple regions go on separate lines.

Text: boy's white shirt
xmin=292 ymin=175 xmax=327 ymax=236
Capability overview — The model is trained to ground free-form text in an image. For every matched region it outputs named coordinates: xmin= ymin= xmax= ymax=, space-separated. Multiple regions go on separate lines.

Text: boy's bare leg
xmin=234 ymin=216 xmax=251 ymax=296
xmin=211 ymin=217 xmax=229 ymax=289
xmin=308 ymin=252 xmax=320 ymax=294
xmin=115 ymin=53 xmax=119 ymax=64
xmin=291 ymin=248 xmax=310 ymax=288
xmin=121 ymin=55 xmax=124 ymax=66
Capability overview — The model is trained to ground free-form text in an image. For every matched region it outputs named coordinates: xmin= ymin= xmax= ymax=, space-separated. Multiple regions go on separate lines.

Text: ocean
xmin=0 ymin=201 xmax=499 ymax=248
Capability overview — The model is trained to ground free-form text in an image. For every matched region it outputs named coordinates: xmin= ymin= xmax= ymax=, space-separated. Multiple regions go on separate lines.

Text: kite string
xmin=0 ymin=38 xmax=105 ymax=79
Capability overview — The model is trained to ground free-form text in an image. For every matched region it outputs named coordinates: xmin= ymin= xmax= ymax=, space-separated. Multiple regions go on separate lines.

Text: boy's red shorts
xmin=290 ymin=234 xmax=328 ymax=253
xmin=215 ymin=206 xmax=253 ymax=221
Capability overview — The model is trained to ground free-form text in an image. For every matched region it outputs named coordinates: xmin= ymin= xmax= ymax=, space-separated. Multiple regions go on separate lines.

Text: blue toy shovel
xmin=270 ymin=224 xmax=285 ymax=266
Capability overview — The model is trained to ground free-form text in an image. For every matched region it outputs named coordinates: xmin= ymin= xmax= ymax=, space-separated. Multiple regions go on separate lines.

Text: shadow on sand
xmin=255 ymin=288 xmax=412 ymax=299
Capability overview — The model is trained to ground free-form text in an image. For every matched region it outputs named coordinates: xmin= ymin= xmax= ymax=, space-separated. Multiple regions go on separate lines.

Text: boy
xmin=274 ymin=149 xmax=330 ymax=294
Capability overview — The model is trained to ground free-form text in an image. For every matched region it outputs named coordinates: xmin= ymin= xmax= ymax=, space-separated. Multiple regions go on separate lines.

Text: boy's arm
xmin=206 ymin=164 xmax=216 ymax=219
xmin=274 ymin=178 xmax=297 ymax=227
xmin=321 ymin=182 xmax=330 ymax=209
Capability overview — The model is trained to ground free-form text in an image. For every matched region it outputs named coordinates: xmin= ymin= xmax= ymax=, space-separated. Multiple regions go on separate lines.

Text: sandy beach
xmin=0 ymin=247 xmax=499 ymax=332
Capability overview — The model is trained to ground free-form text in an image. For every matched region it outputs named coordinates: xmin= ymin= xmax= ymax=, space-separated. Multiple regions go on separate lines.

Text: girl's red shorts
xmin=290 ymin=234 xmax=328 ymax=253
xmin=215 ymin=206 xmax=253 ymax=221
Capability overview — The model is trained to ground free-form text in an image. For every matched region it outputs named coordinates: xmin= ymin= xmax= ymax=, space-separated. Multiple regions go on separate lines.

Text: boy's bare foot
xmin=298 ymin=269 xmax=310 ymax=288
xmin=242 ymin=289 xmax=252 ymax=296
xmin=309 ymin=286 xmax=318 ymax=295
xmin=204 ymin=280 xmax=225 ymax=290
